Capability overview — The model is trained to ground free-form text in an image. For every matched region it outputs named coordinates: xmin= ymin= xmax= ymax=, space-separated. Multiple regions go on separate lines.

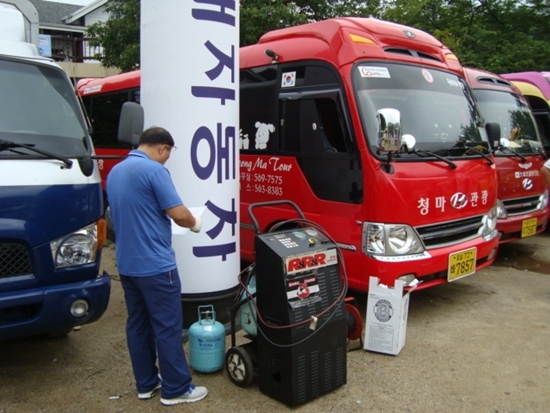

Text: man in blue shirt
xmin=107 ymin=127 xmax=207 ymax=406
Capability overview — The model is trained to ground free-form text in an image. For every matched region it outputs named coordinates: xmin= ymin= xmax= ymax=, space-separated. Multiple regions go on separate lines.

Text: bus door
xmin=281 ymin=85 xmax=366 ymax=279
xmin=240 ymin=62 xmax=365 ymax=283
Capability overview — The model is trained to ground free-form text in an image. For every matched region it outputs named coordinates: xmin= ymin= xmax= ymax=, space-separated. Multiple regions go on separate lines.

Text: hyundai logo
xmin=403 ymin=30 xmax=415 ymax=38
xmin=522 ymin=178 xmax=533 ymax=190
xmin=450 ymin=192 xmax=468 ymax=209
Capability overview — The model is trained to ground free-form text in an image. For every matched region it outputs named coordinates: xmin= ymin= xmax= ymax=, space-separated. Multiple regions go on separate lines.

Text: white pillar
xmin=141 ymin=1 xmax=239 ymax=314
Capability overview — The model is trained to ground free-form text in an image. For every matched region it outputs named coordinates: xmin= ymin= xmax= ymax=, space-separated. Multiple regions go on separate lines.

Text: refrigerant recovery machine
xmin=225 ymin=201 xmax=354 ymax=407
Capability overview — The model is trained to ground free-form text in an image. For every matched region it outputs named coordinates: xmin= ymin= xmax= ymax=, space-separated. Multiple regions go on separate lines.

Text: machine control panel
xmin=263 ymin=228 xmax=328 ymax=250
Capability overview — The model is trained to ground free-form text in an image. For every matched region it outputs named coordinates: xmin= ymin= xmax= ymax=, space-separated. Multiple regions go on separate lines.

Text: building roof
xmin=63 ymin=0 xmax=107 ymax=24
xmin=27 ymin=0 xmax=83 ymax=25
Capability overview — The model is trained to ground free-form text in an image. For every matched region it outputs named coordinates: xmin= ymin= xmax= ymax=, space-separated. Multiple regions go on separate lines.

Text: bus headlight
xmin=50 ymin=223 xmax=98 ymax=268
xmin=481 ymin=205 xmax=498 ymax=239
xmin=539 ymin=190 xmax=548 ymax=211
xmin=363 ymin=223 xmax=424 ymax=256
xmin=496 ymin=199 xmax=507 ymax=219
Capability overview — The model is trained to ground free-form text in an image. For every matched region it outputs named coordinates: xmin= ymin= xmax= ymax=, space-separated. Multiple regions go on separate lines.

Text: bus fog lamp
xmin=397 ymin=274 xmax=417 ymax=286
xmin=70 ymin=299 xmax=89 ymax=318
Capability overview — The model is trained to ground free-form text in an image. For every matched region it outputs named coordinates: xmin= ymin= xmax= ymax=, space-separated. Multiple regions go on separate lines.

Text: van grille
xmin=416 ymin=216 xmax=484 ymax=249
xmin=0 ymin=243 xmax=31 ymax=278
xmin=502 ymin=195 xmax=541 ymax=216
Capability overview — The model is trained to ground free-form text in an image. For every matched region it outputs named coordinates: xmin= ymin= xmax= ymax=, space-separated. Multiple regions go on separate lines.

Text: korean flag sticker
xmin=281 ymin=71 xmax=296 ymax=88
xmin=422 ymin=69 xmax=434 ymax=83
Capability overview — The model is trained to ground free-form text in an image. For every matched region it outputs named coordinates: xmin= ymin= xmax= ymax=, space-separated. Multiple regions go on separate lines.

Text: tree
xmin=240 ymin=0 xmax=308 ymax=47
xmin=88 ymin=0 xmax=550 ymax=74
xmin=240 ymin=0 xmax=383 ymax=47
xmin=381 ymin=0 xmax=550 ymax=73
xmin=87 ymin=0 xmax=381 ymax=71
xmin=86 ymin=0 xmax=140 ymax=72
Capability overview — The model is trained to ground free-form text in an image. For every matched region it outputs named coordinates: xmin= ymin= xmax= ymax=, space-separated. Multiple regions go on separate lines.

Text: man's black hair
xmin=139 ymin=127 xmax=175 ymax=146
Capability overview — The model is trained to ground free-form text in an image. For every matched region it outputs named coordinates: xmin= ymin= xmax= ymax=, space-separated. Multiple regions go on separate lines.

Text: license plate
xmin=448 ymin=247 xmax=476 ymax=282
xmin=521 ymin=218 xmax=538 ymax=238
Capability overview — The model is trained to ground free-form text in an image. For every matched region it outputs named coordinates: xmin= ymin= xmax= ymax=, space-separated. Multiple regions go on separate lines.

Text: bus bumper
xmin=497 ymin=210 xmax=547 ymax=244
xmin=359 ymin=235 xmax=499 ymax=293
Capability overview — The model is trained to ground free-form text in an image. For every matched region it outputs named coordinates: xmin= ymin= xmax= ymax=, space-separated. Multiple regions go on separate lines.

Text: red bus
xmin=464 ymin=68 xmax=548 ymax=242
xmin=78 ymin=18 xmax=500 ymax=293
xmin=77 ymin=71 xmax=140 ymax=192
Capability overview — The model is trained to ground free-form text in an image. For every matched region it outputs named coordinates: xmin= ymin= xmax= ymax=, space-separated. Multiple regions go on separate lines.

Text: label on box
xmin=367 ymin=324 xmax=396 ymax=352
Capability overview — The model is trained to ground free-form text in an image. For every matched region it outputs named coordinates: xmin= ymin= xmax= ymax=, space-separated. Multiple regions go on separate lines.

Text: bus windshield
xmin=0 ymin=58 xmax=88 ymax=157
xmin=354 ymin=63 xmax=488 ymax=158
xmin=473 ymin=89 xmax=542 ymax=155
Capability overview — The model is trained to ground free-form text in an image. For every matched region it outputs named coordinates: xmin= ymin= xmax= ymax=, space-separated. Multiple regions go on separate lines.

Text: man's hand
xmin=190 ymin=216 xmax=202 ymax=233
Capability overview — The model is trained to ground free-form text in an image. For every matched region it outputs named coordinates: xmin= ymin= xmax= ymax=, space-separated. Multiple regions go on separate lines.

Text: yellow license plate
xmin=521 ymin=218 xmax=537 ymax=238
xmin=448 ymin=247 xmax=477 ymax=282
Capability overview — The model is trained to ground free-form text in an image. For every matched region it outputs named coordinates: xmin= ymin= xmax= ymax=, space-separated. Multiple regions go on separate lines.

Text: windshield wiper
xmin=407 ymin=148 xmax=457 ymax=169
xmin=0 ymin=139 xmax=72 ymax=168
xmin=497 ymin=146 xmax=526 ymax=163
xmin=464 ymin=147 xmax=494 ymax=166
xmin=534 ymin=147 xmax=547 ymax=160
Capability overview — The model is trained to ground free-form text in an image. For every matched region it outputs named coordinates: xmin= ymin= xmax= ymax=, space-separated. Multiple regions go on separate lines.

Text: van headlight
xmin=50 ymin=223 xmax=98 ymax=268
xmin=363 ymin=223 xmax=424 ymax=255
xmin=481 ymin=205 xmax=498 ymax=239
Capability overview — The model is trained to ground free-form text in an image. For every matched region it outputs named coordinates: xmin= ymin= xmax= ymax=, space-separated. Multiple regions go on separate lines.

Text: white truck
xmin=0 ymin=0 xmax=110 ymax=340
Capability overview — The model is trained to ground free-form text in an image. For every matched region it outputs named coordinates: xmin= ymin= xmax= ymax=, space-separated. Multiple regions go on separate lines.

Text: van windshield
xmin=354 ymin=63 xmax=488 ymax=159
xmin=0 ymin=58 xmax=88 ymax=157
xmin=473 ymin=89 xmax=542 ymax=155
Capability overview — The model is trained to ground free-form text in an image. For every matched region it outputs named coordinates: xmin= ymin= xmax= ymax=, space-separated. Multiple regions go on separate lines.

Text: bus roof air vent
xmin=384 ymin=47 xmax=441 ymax=63
xmin=477 ymin=76 xmax=512 ymax=88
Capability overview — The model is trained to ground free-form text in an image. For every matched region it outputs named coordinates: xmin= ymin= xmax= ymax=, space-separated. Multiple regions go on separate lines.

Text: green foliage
xmin=86 ymin=0 xmax=140 ymax=72
xmin=87 ymin=0 xmax=550 ymax=74
xmin=381 ymin=0 xmax=550 ymax=74
xmin=240 ymin=0 xmax=307 ymax=47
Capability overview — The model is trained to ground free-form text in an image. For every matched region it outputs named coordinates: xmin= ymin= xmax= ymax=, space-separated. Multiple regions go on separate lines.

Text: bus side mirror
xmin=377 ymin=108 xmax=402 ymax=152
xmin=118 ymin=102 xmax=144 ymax=148
xmin=485 ymin=122 xmax=501 ymax=150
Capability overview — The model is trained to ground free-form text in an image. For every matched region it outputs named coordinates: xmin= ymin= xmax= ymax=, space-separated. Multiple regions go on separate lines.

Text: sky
xmin=43 ymin=0 xmax=92 ymax=6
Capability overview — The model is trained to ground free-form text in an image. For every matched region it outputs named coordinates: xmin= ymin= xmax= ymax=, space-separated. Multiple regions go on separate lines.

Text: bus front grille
xmin=503 ymin=195 xmax=542 ymax=216
xmin=416 ymin=216 xmax=484 ymax=249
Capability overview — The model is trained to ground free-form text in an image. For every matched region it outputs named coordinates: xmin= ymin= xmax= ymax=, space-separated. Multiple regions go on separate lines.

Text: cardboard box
xmin=364 ymin=276 xmax=412 ymax=355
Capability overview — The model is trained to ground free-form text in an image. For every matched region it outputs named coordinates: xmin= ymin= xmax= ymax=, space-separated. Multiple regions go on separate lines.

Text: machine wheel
xmin=225 ymin=346 xmax=254 ymax=387
xmin=345 ymin=302 xmax=364 ymax=341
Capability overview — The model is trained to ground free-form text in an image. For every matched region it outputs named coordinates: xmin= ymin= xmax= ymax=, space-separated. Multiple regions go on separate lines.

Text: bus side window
xmin=281 ymin=95 xmax=362 ymax=204
xmin=315 ymin=98 xmax=348 ymax=152
xmin=280 ymin=97 xmax=348 ymax=154
xmin=240 ymin=66 xmax=278 ymax=153
xmin=85 ymin=89 xmax=137 ymax=149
